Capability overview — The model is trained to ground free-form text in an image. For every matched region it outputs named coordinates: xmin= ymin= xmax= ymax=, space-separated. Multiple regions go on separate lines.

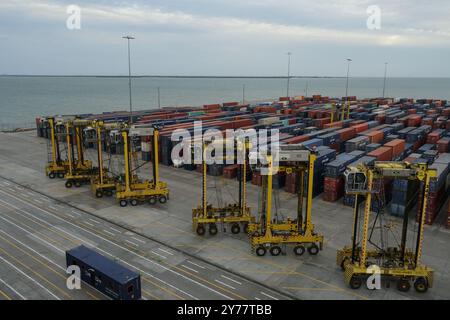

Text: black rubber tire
xmin=74 ymin=181 xmax=81 ymax=188
xmin=270 ymin=246 xmax=282 ymax=256
xmin=243 ymin=223 xmax=249 ymax=234
xmin=397 ymin=278 xmax=411 ymax=292
xmin=414 ymin=278 xmax=428 ymax=293
xmin=231 ymin=223 xmax=240 ymax=234
xmin=57 ymin=172 xmax=65 ymax=179
xmin=148 ymin=197 xmax=157 ymax=205
xmin=196 ymin=225 xmax=206 ymax=236
xmin=209 ymin=224 xmax=218 ymax=236
xmin=48 ymin=172 xmax=56 ymax=179
xmin=307 ymin=244 xmax=319 ymax=255
xmin=350 ymin=276 xmax=362 ymax=289
xmin=130 ymin=199 xmax=138 ymax=206
xmin=119 ymin=200 xmax=128 ymax=207
xmin=95 ymin=190 xmax=103 ymax=198
xmin=65 ymin=180 xmax=73 ymax=188
xmin=255 ymin=246 xmax=267 ymax=257
xmin=158 ymin=195 xmax=167 ymax=204
xmin=293 ymin=245 xmax=305 ymax=256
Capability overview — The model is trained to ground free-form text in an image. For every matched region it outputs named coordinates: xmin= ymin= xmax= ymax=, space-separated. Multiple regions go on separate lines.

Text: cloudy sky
xmin=1 ymin=0 xmax=449 ymax=77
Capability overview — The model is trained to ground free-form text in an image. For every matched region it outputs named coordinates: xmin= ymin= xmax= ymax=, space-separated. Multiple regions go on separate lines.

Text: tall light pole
xmin=286 ymin=52 xmax=292 ymax=97
xmin=123 ymin=35 xmax=135 ymax=124
xmin=242 ymin=84 xmax=246 ymax=104
xmin=343 ymin=58 xmax=352 ymax=120
xmin=382 ymin=62 xmax=388 ymax=98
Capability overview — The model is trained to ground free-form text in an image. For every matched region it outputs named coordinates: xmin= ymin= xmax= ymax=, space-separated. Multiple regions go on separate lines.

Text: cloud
xmin=1 ymin=0 xmax=450 ymax=47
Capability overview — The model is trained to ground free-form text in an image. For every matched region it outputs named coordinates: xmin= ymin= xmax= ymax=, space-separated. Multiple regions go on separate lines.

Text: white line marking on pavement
xmin=34 ymin=199 xmax=43 ymax=204
xmin=181 ymin=265 xmax=198 ymax=273
xmin=260 ymin=291 xmax=278 ymax=300
xmin=83 ymin=221 xmax=95 ymax=227
xmin=102 ymin=229 xmax=115 ymax=236
xmin=125 ymin=239 xmax=139 ymax=247
xmin=255 ymin=297 xmax=261 ymax=300
xmin=0 ymin=225 xmax=111 ymax=301
xmin=109 ymin=227 xmax=121 ymax=233
xmin=0 ymin=216 xmax=66 ymax=255
xmin=21 ymin=193 xmax=30 ymax=198
xmin=0 ymin=277 xmax=26 ymax=300
xmin=0 ymin=230 xmax=65 ymax=271
xmin=0 ymin=190 xmax=223 ymax=300
xmin=53 ymin=226 xmax=96 ymax=248
xmin=66 ymin=213 xmax=75 ymax=218
xmin=214 ymin=279 xmax=236 ymax=290
xmin=0 ymin=256 xmax=60 ymax=300
xmin=0 ymin=197 xmax=185 ymax=300
xmin=131 ymin=237 xmax=146 ymax=244
xmin=71 ymin=210 xmax=81 ymax=216
xmin=220 ymin=275 xmax=242 ymax=285
xmin=49 ymin=206 xmax=58 ymax=210
xmin=158 ymin=248 xmax=174 ymax=255
xmin=186 ymin=260 xmax=206 ymax=269
xmin=151 ymin=250 xmax=167 ymax=259
xmin=3 ymin=182 xmax=11 ymax=186
xmin=88 ymin=218 xmax=100 ymax=224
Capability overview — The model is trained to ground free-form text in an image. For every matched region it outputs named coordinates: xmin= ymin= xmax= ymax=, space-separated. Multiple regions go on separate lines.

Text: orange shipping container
xmin=337 ymin=127 xmax=356 ymax=141
xmin=384 ymin=139 xmax=405 ymax=158
xmin=352 ymin=123 xmax=369 ymax=133
xmin=367 ymin=147 xmax=392 ymax=161
xmin=284 ymin=135 xmax=310 ymax=144
xmin=364 ymin=130 xmax=384 ymax=144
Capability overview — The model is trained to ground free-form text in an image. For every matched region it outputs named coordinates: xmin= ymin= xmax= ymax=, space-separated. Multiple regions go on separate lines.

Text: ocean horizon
xmin=1 ymin=75 xmax=449 ymax=130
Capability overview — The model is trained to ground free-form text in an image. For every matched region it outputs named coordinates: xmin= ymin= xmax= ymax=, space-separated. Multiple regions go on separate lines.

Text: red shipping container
xmin=427 ymin=130 xmax=443 ymax=144
xmin=284 ymin=172 xmax=298 ymax=194
xmin=324 ymin=121 xmax=343 ymax=129
xmin=251 ymin=171 xmax=262 ymax=186
xmin=222 ymin=102 xmax=239 ymax=107
xmin=313 ymin=117 xmax=331 ymax=129
xmin=367 ymin=147 xmax=392 ymax=161
xmin=437 ymin=138 xmax=450 ymax=153
xmin=323 ymin=176 xmax=345 ymax=202
xmin=203 ymin=104 xmax=221 ymax=110
xmin=384 ymin=139 xmax=405 ymax=158
xmin=284 ymin=135 xmax=310 ymax=144
xmin=337 ymin=127 xmax=356 ymax=141
xmin=407 ymin=115 xmax=422 ymax=127
xmin=223 ymin=165 xmax=238 ymax=179
xmin=375 ymin=114 xmax=386 ymax=124
xmin=351 ymin=123 xmax=369 ymax=133
xmin=364 ymin=130 xmax=384 ymax=144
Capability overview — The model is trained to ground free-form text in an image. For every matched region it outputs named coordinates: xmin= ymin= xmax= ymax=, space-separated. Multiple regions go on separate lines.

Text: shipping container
xmin=66 ymin=245 xmax=141 ymax=300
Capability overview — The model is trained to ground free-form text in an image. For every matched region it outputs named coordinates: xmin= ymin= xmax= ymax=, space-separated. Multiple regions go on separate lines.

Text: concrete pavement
xmin=0 ymin=130 xmax=449 ymax=300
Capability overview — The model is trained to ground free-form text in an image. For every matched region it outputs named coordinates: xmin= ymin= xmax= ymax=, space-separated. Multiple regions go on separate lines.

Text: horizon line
xmin=1 ymin=74 xmax=450 ymax=79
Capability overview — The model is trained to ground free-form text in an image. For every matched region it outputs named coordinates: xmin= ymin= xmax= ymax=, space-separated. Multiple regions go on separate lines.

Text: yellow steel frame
xmin=90 ymin=121 xmax=122 ymax=197
xmin=45 ymin=117 xmax=70 ymax=177
xmin=249 ymin=154 xmax=324 ymax=254
xmin=64 ymin=119 xmax=94 ymax=186
xmin=337 ymin=161 xmax=437 ymax=290
xmin=115 ymin=129 xmax=169 ymax=204
xmin=192 ymin=141 xmax=255 ymax=234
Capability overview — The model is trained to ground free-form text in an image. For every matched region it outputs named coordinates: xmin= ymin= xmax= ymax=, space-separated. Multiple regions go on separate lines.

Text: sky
xmin=0 ymin=0 xmax=449 ymax=77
